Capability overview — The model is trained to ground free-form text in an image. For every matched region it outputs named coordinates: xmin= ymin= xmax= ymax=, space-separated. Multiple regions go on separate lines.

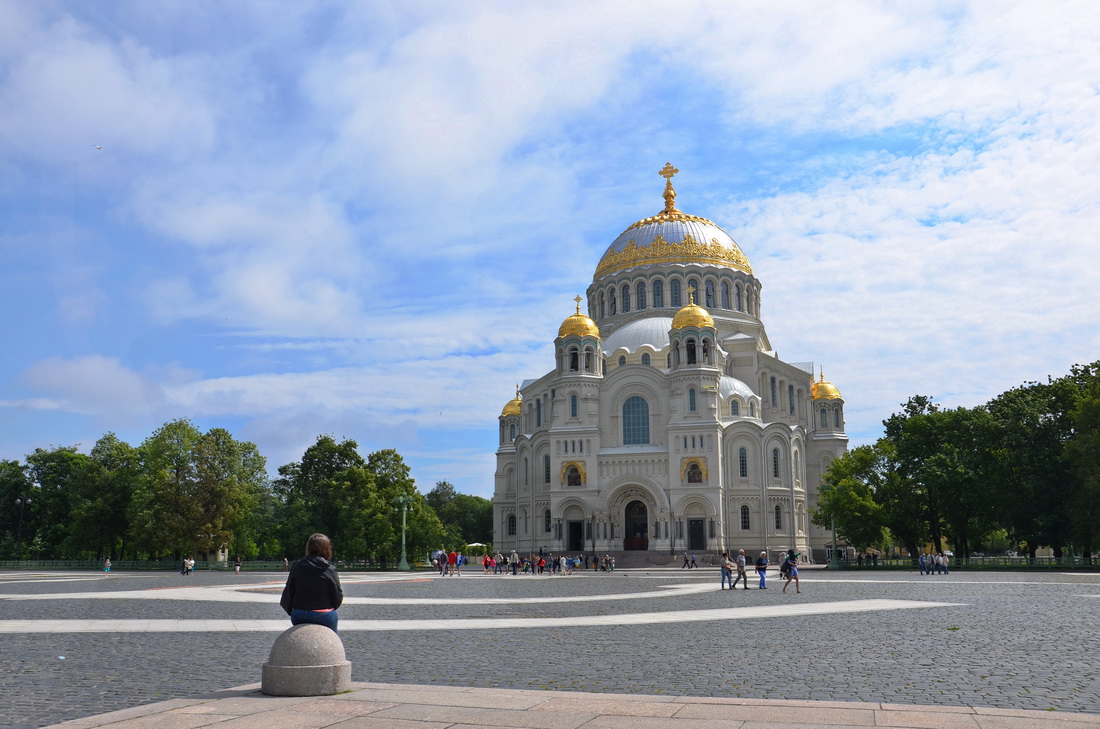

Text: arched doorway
xmin=624 ymin=500 xmax=649 ymax=550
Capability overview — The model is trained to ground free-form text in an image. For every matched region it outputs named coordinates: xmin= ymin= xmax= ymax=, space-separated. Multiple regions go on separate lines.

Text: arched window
xmin=509 ymin=424 xmax=516 ymax=441
xmin=524 ymin=457 xmax=529 ymax=485
xmin=584 ymin=348 xmax=593 ymax=372
xmin=775 ymin=505 xmax=782 ymax=530
xmin=507 ymin=514 xmax=517 ymax=535
xmin=641 ymin=353 xmax=651 ymax=366
xmin=545 ymin=509 xmax=552 ymax=532
xmin=741 ymin=505 xmax=750 ymax=530
xmin=689 ymin=388 xmax=697 ymax=411
xmin=686 ymin=339 xmax=697 ymax=365
xmin=687 ymin=463 xmax=702 ymax=483
xmin=653 ymin=280 xmax=664 ymax=307
xmin=819 ymin=408 xmax=828 ymax=428
xmin=750 ymin=401 xmax=756 ymax=417
xmin=570 ymin=395 xmax=578 ymax=418
xmin=670 ymin=279 xmax=682 ymax=307
xmin=622 ymin=396 xmax=650 ymax=445
xmin=735 ymin=283 xmax=743 ymax=311
xmin=721 ymin=282 xmax=730 ymax=309
xmin=621 ymin=284 xmax=631 ymax=313
xmin=618 ymin=355 xmax=626 ymax=366
xmin=738 ymin=447 xmax=748 ymax=478
xmin=788 ymin=385 xmax=795 ymax=415
xmin=567 ymin=467 xmax=581 ymax=486
xmin=636 ymin=282 xmax=646 ymax=310
xmin=772 ymin=448 xmax=781 ymax=478
xmin=569 ymin=349 xmax=579 ymax=372
xmin=609 ymin=289 xmax=617 ymax=315
xmin=835 ymin=408 xmax=841 ymax=428
xmin=599 ymin=293 xmax=605 ymax=319
xmin=705 ymin=280 xmax=715 ymax=307
xmin=543 ymin=454 xmax=551 ymax=484
xmin=770 ymin=377 xmax=777 ymax=407
xmin=536 ymin=399 xmax=542 ymax=427
xmin=730 ymin=399 xmax=740 ymax=416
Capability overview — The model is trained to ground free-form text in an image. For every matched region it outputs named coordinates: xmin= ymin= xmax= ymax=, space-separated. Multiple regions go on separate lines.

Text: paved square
xmin=1 ymin=567 xmax=1098 ymax=728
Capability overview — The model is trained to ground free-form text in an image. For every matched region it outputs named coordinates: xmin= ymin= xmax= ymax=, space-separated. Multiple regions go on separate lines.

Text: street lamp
xmin=393 ymin=494 xmax=413 ymax=571
xmin=15 ymin=497 xmax=31 ymax=562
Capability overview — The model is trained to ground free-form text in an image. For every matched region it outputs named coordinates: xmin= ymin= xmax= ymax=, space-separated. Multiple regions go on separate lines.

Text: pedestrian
xmin=280 ymin=533 xmax=343 ymax=633
xmin=755 ymin=551 xmax=769 ymax=589
xmin=103 ymin=558 xmax=111 ymax=576
xmin=720 ymin=551 xmax=734 ymax=590
xmin=509 ymin=549 xmax=519 ymax=575
xmin=682 ymin=552 xmax=690 ymax=569
xmin=690 ymin=553 xmax=698 ymax=569
xmin=918 ymin=552 xmax=926 ymax=575
xmin=782 ymin=549 xmax=801 ymax=593
xmin=447 ymin=550 xmax=457 ymax=576
xmin=282 ymin=557 xmax=289 ymax=572
xmin=732 ymin=549 xmax=749 ymax=590
xmin=234 ymin=556 xmax=241 ymax=575
xmin=942 ymin=552 xmax=950 ymax=574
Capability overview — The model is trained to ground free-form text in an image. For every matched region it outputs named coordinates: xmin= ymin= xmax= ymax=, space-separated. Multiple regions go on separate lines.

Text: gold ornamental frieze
xmin=594 ymin=233 xmax=753 ymax=279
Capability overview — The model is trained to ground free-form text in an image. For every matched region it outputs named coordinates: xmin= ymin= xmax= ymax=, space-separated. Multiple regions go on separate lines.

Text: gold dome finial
xmin=671 ymin=285 xmax=714 ymax=329
xmin=659 ymin=162 xmax=681 ymax=214
xmin=558 ymin=295 xmax=600 ymax=339
xmin=501 ymin=384 xmax=523 ymax=417
xmin=812 ymin=371 xmax=843 ymax=400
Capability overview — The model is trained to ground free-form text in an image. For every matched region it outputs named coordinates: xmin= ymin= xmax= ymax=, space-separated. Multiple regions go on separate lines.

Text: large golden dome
xmin=671 ymin=289 xmax=714 ymax=329
xmin=501 ymin=386 xmax=522 ymax=417
xmin=593 ymin=163 xmax=752 ymax=282
xmin=812 ymin=373 xmax=843 ymax=400
xmin=558 ymin=297 xmax=600 ymax=339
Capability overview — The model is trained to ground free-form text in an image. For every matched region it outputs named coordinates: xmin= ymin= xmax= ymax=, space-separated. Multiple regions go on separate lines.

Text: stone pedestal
xmin=261 ymin=623 xmax=351 ymax=696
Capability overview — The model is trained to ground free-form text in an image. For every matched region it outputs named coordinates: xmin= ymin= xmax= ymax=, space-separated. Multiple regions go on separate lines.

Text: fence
xmin=0 ymin=559 xmax=429 ymax=571
xmin=830 ymin=556 xmax=1098 ymax=571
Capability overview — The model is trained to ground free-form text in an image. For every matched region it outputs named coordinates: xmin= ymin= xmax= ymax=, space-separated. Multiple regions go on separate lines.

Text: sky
xmin=1 ymin=1 xmax=1098 ymax=499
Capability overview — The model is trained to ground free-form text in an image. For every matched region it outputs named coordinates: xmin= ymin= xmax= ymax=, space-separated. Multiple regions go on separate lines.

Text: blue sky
xmin=2 ymin=1 xmax=1098 ymax=498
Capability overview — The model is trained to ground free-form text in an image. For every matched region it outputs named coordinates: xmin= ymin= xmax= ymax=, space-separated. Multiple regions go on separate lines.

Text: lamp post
xmin=15 ymin=497 xmax=31 ymax=562
xmin=393 ymin=494 xmax=412 ymax=571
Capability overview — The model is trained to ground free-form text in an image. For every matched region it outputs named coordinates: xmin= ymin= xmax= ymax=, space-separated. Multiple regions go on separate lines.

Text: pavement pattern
xmin=1 ymin=566 xmax=1098 ymax=729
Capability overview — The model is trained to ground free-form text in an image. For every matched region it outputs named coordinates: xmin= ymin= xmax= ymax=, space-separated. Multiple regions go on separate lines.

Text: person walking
xmin=782 ymin=549 xmax=801 ymax=593
xmin=720 ymin=552 xmax=734 ymax=590
xmin=280 ymin=533 xmax=344 ymax=633
xmin=755 ymin=551 xmax=769 ymax=589
xmin=690 ymin=553 xmax=698 ymax=569
xmin=103 ymin=558 xmax=111 ymax=576
xmin=682 ymin=552 xmax=690 ymax=569
xmin=732 ymin=549 xmax=749 ymax=590
xmin=234 ymin=556 xmax=241 ymax=576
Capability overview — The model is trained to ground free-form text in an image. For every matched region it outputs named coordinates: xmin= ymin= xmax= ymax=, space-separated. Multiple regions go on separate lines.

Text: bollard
xmin=261 ymin=623 xmax=351 ymax=696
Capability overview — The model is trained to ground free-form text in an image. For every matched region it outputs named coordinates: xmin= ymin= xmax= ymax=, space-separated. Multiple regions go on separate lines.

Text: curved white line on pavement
xmin=0 ymin=599 xmax=963 ymax=633
xmin=0 ymin=582 xmax=718 ymax=605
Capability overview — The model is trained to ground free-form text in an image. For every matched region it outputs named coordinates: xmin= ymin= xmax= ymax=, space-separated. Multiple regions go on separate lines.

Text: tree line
xmin=811 ymin=361 xmax=1100 ymax=560
xmin=0 ymin=419 xmax=492 ymax=563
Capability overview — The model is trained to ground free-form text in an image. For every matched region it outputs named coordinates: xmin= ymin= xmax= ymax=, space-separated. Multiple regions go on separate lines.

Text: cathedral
xmin=493 ymin=165 xmax=847 ymax=563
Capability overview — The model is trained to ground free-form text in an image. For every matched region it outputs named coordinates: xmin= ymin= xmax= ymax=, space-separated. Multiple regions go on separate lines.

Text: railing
xmin=829 ymin=556 xmax=1098 ymax=570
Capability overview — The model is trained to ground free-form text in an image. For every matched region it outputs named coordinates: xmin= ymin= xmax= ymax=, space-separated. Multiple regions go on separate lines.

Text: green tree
xmin=811 ymin=444 xmax=889 ymax=551
xmin=438 ymin=494 xmax=494 ymax=545
xmin=1063 ymin=366 xmax=1100 ymax=559
xmin=25 ymin=446 xmax=91 ymax=558
xmin=68 ymin=433 xmax=138 ymax=559
xmin=426 ymin=480 xmax=457 ymax=512
xmin=0 ymin=460 xmax=33 ymax=559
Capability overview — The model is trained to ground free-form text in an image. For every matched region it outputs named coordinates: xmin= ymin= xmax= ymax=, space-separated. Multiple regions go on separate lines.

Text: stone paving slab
xmin=41 ymin=683 xmax=1100 ymax=729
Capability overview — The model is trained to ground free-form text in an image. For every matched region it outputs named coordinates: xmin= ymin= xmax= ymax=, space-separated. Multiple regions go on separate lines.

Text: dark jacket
xmin=280 ymin=555 xmax=343 ymax=615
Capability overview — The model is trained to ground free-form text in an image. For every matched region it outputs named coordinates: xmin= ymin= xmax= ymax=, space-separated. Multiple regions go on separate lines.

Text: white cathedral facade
xmin=493 ymin=165 xmax=847 ymax=563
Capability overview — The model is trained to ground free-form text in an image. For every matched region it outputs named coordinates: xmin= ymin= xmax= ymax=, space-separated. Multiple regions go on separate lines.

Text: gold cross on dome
xmin=686 ymin=284 xmax=696 ymax=304
xmin=659 ymin=163 xmax=679 ymax=181
xmin=574 ymin=295 xmax=582 ymax=313
xmin=659 ymin=163 xmax=681 ymax=213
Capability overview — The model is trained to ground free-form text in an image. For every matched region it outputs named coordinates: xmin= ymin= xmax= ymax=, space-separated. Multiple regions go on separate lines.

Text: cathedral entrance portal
xmin=567 ymin=521 xmax=584 ymax=552
xmin=688 ymin=519 xmax=705 ymax=551
xmin=624 ymin=500 xmax=649 ymax=550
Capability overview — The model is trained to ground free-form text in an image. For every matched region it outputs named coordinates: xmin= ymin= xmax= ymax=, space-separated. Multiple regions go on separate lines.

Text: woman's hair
xmin=305 ymin=533 xmax=333 ymax=560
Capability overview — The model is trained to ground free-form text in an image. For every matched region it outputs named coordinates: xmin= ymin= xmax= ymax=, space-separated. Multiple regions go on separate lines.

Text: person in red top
xmin=447 ymin=550 xmax=458 ymax=576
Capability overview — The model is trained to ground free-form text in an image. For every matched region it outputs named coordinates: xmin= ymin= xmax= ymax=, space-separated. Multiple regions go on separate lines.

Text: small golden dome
xmin=558 ymin=296 xmax=600 ymax=339
xmin=671 ymin=288 xmax=714 ymax=329
xmin=812 ymin=372 xmax=843 ymax=400
xmin=501 ymin=385 xmax=522 ymax=417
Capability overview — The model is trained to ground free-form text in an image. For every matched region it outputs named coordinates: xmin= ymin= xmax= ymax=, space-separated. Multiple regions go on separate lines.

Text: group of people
xmin=918 ymin=552 xmax=950 ymax=575
xmin=476 ymin=550 xmax=616 ymax=575
xmin=720 ymin=549 xmax=802 ymax=593
xmin=179 ymin=557 xmax=195 ymax=575
xmin=432 ymin=549 xmax=465 ymax=576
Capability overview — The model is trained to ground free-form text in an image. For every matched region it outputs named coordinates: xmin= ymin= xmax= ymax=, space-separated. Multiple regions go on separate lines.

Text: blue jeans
xmin=291 ymin=609 xmax=338 ymax=633
xmin=758 ymin=569 xmax=767 ymax=588
xmin=720 ymin=567 xmax=732 ymax=589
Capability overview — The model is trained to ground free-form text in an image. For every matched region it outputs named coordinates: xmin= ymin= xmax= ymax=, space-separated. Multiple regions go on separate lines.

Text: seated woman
xmin=280 ymin=533 xmax=344 ymax=632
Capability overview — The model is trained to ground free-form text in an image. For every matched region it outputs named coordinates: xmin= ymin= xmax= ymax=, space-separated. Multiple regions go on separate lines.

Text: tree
xmin=25 ymin=446 xmax=91 ymax=558
xmin=426 ymin=480 xmax=457 ymax=512
xmin=68 ymin=433 xmax=138 ymax=559
xmin=1063 ymin=365 xmax=1100 ymax=559
xmin=438 ymin=494 xmax=493 ymax=545
xmin=811 ymin=444 xmax=889 ymax=551
xmin=0 ymin=460 xmax=33 ymax=559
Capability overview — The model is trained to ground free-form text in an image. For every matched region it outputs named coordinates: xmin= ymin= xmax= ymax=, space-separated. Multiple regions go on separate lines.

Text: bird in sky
xmin=94 ymin=145 xmax=103 ymax=150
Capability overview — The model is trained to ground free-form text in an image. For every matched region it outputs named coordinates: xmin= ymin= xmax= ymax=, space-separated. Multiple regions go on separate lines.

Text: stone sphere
xmin=267 ymin=623 xmax=346 ymax=666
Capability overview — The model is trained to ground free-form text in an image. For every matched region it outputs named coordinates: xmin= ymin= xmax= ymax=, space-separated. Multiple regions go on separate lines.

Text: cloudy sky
xmin=2 ymin=1 xmax=1097 ymax=498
